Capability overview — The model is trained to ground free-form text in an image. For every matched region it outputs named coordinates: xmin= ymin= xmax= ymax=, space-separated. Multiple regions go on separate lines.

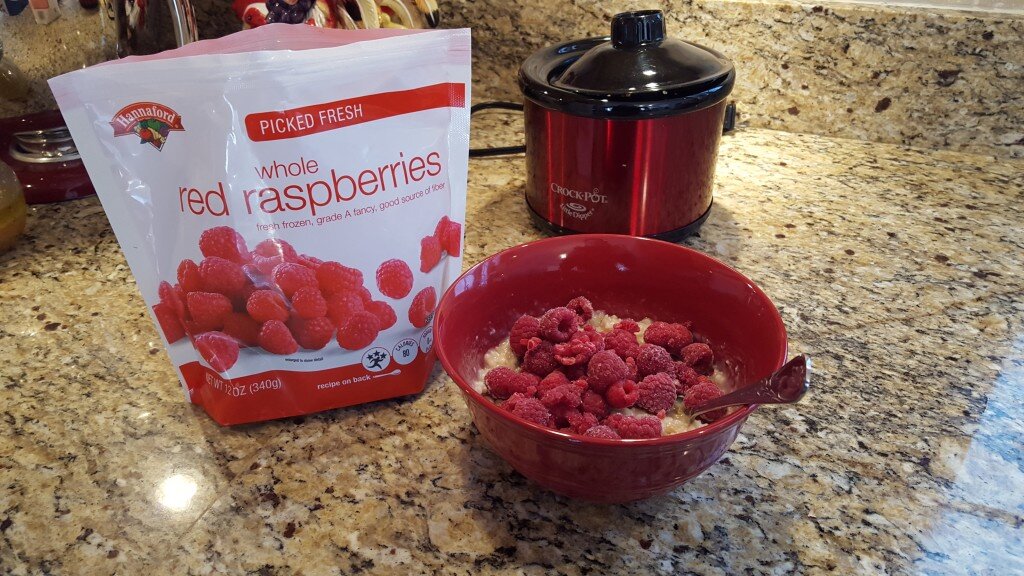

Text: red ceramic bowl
xmin=433 ymin=235 xmax=788 ymax=503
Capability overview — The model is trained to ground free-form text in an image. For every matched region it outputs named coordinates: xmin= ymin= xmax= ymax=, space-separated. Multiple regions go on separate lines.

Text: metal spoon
xmin=685 ymin=354 xmax=811 ymax=418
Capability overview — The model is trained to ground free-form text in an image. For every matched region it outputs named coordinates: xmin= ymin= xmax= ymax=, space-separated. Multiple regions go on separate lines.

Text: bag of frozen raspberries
xmin=49 ymin=25 xmax=471 ymax=425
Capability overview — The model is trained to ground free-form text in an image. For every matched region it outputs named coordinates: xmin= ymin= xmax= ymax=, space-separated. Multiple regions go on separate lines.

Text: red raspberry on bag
xmin=158 ymin=281 xmax=186 ymax=321
xmin=681 ymin=343 xmax=715 ymax=375
xmin=252 ymin=254 xmax=285 ymax=276
xmin=355 ymin=286 xmax=374 ymax=306
xmin=605 ymin=379 xmax=640 ymax=409
xmin=603 ymin=328 xmax=640 ymax=360
xmin=603 ymin=413 xmax=662 ymax=439
xmin=290 ymin=286 xmax=327 ymax=319
xmin=581 ymin=389 xmax=611 ymax=419
xmin=316 ymin=261 xmax=364 ymax=296
xmin=177 ymin=259 xmax=204 ymax=294
xmin=554 ymin=329 xmax=604 ymax=366
xmin=420 ymin=235 xmax=443 ymax=273
xmin=442 ymin=221 xmax=461 ymax=256
xmin=199 ymin=226 xmax=249 ymax=264
xmin=186 ymin=291 xmax=233 ymax=332
xmin=434 ymin=217 xmax=461 ymax=256
xmin=586 ymin=350 xmax=628 ymax=393
xmin=583 ymin=425 xmax=620 ymax=439
xmin=434 ymin=216 xmax=450 ymax=240
xmin=508 ymin=396 xmax=552 ymax=427
xmin=246 ymin=290 xmax=289 ymax=324
xmin=408 ymin=287 xmax=437 ymax=328
xmin=297 ymin=254 xmax=323 ymax=269
xmin=252 ymin=237 xmax=298 ymax=261
xmin=194 ymin=331 xmax=240 ymax=372
xmin=643 ymin=321 xmax=693 ymax=356
xmin=288 ymin=316 xmax=334 ymax=350
xmin=636 ymin=343 xmax=674 ymax=377
xmin=258 ymin=319 xmax=299 ymax=355
xmin=173 ymin=283 xmax=189 ymax=311
xmin=509 ymin=314 xmax=541 ymax=358
xmin=337 ymin=311 xmax=381 ymax=350
xmin=565 ymin=296 xmax=594 ymax=322
xmin=326 ymin=291 xmax=365 ymax=326
xmin=222 ymin=312 xmax=260 ymax=347
xmin=485 ymin=367 xmax=538 ymax=400
xmin=152 ymin=302 xmax=185 ymax=344
xmin=375 ymin=259 xmax=413 ymax=299
xmin=539 ymin=306 xmax=579 ymax=343
xmin=674 ymin=362 xmax=702 ymax=393
xmin=199 ymin=256 xmax=248 ymax=297
xmin=636 ymin=373 xmax=677 ymax=414
xmin=366 ymin=301 xmax=397 ymax=330
xmin=684 ymin=379 xmax=726 ymax=422
xmin=521 ymin=337 xmax=558 ymax=377
xmin=231 ymin=279 xmax=257 ymax=312
xmin=272 ymin=263 xmax=318 ymax=298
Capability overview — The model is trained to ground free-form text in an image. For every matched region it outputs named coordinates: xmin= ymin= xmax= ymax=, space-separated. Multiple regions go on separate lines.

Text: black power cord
xmin=468 ymin=100 xmax=738 ymax=158
xmin=469 ymin=101 xmax=526 ymax=158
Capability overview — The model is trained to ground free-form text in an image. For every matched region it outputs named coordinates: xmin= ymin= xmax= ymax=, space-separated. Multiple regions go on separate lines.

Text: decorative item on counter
xmin=518 ymin=10 xmax=735 ymax=241
xmin=0 ymin=160 xmax=28 ymax=253
xmin=234 ymin=0 xmax=438 ymax=30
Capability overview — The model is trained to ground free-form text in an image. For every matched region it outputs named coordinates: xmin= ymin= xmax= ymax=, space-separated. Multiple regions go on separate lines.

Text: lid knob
xmin=611 ymin=10 xmax=666 ymax=48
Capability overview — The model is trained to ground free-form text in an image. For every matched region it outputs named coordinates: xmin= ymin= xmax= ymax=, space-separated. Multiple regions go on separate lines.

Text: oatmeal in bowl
xmin=474 ymin=297 xmax=733 ymax=439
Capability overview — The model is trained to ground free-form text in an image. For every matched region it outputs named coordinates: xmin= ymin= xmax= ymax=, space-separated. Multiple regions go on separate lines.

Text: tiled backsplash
xmin=447 ymin=0 xmax=1023 ymax=159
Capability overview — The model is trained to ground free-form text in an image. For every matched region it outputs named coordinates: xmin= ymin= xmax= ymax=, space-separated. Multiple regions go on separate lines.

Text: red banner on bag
xmin=180 ymin=349 xmax=436 ymax=426
xmin=244 ymin=82 xmax=466 ymax=142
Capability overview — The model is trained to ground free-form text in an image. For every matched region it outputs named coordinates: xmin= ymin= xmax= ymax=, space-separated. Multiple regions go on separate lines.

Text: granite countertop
xmin=1 ymin=113 xmax=1022 ymax=574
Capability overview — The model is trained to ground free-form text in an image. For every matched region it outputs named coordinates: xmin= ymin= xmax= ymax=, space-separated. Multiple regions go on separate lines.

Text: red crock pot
xmin=519 ymin=10 xmax=734 ymax=241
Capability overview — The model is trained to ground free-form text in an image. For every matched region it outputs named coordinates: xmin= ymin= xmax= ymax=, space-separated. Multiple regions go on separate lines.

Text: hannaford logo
xmin=109 ymin=102 xmax=184 ymax=150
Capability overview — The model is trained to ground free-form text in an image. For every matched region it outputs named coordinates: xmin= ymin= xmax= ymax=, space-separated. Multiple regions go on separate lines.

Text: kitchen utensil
xmin=433 ymin=234 xmax=788 ymax=503
xmin=518 ymin=10 xmax=734 ymax=241
xmin=686 ymin=354 xmax=810 ymax=418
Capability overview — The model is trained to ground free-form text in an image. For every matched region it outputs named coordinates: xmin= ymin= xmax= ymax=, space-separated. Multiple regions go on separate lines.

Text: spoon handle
xmin=686 ymin=355 xmax=811 ymax=418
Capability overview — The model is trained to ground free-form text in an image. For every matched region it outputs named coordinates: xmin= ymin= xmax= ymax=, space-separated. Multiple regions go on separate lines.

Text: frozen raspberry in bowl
xmin=432 ymin=234 xmax=789 ymax=503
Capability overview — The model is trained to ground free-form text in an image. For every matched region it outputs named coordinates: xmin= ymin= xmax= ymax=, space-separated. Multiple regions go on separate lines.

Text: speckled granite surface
xmin=1 ymin=117 xmax=1022 ymax=573
xmin=448 ymin=0 xmax=1024 ymax=159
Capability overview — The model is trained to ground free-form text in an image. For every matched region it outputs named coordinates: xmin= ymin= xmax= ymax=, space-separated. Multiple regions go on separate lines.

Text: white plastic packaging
xmin=50 ymin=25 xmax=471 ymax=424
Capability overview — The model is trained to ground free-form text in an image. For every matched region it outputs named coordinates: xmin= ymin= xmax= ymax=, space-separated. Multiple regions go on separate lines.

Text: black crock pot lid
xmin=519 ymin=10 xmax=735 ymax=120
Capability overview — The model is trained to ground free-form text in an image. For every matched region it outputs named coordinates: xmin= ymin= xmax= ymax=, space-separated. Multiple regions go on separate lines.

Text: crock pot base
xmin=526 ymin=197 xmax=713 ymax=243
